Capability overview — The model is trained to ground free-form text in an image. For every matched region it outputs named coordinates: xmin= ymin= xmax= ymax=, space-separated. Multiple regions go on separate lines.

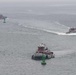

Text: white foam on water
xmin=53 ymin=50 xmax=75 ymax=58
xmin=57 ymin=32 xmax=76 ymax=36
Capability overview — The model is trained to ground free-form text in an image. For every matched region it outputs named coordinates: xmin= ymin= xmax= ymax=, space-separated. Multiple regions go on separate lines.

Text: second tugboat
xmin=32 ymin=43 xmax=55 ymax=60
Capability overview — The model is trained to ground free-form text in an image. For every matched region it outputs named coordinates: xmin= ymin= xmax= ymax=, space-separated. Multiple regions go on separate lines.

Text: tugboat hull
xmin=32 ymin=53 xmax=55 ymax=60
xmin=32 ymin=55 xmax=43 ymax=60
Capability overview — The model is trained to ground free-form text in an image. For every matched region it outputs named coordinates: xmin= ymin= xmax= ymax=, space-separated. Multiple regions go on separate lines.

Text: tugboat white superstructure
xmin=32 ymin=43 xmax=55 ymax=60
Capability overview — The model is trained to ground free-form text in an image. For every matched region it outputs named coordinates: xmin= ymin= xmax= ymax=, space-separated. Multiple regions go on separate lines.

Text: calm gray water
xmin=0 ymin=2 xmax=76 ymax=75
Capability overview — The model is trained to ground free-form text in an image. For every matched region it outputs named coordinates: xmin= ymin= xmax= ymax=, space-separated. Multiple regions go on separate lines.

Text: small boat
xmin=66 ymin=28 xmax=76 ymax=34
xmin=32 ymin=43 xmax=55 ymax=60
xmin=0 ymin=14 xmax=7 ymax=23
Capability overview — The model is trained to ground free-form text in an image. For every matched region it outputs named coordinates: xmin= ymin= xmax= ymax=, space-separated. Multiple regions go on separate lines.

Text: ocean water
xmin=0 ymin=2 xmax=76 ymax=75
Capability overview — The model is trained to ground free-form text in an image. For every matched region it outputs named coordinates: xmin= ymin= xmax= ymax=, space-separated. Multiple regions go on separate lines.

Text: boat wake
xmin=53 ymin=50 xmax=75 ymax=58
xmin=7 ymin=18 xmax=76 ymax=36
xmin=57 ymin=32 xmax=76 ymax=36
xmin=19 ymin=24 xmax=76 ymax=36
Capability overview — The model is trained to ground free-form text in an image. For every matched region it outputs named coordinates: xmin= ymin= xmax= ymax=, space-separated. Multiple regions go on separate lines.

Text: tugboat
xmin=66 ymin=28 xmax=76 ymax=34
xmin=32 ymin=43 xmax=55 ymax=60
